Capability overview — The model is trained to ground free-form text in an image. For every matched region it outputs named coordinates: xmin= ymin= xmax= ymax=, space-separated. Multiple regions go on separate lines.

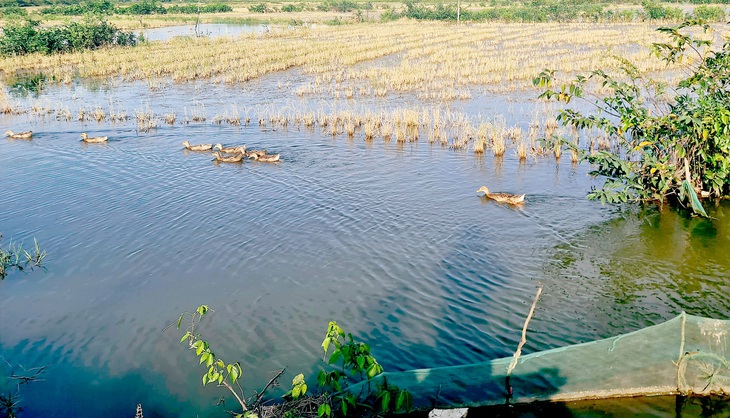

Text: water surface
xmin=1 ymin=70 xmax=729 ymax=418
xmin=142 ymin=23 xmax=270 ymax=42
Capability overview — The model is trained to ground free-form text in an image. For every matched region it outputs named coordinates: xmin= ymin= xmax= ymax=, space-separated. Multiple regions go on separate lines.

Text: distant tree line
xmin=380 ymin=0 xmax=725 ymax=22
xmin=1 ymin=0 xmax=232 ymax=16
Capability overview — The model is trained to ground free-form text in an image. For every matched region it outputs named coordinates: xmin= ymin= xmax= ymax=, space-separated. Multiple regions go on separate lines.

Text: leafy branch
xmin=175 ymin=305 xmax=276 ymax=418
xmin=534 ymin=20 xmax=730 ymax=216
xmin=318 ymin=321 xmax=412 ymax=416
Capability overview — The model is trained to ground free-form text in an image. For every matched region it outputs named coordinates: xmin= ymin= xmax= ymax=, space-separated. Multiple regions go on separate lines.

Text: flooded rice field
xmin=142 ymin=23 xmax=270 ymax=42
xmin=1 ymin=51 xmax=730 ymax=417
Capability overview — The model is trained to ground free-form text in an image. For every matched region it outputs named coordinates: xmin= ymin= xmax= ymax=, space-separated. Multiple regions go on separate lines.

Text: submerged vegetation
xmin=0 ymin=234 xmax=46 ymax=279
xmin=536 ymin=20 xmax=730 ymax=215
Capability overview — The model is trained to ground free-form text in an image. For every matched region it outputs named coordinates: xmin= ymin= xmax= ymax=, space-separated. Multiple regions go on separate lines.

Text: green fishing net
xmin=346 ymin=313 xmax=730 ymax=411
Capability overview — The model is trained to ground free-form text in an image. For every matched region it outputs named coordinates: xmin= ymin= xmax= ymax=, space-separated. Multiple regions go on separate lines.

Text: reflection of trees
xmin=545 ymin=202 xmax=730 ymax=335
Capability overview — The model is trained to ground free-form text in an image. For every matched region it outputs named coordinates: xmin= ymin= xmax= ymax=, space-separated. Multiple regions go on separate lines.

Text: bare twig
xmin=10 ymin=365 xmax=47 ymax=385
xmin=505 ymin=286 xmax=543 ymax=401
xmin=254 ymin=368 xmax=286 ymax=407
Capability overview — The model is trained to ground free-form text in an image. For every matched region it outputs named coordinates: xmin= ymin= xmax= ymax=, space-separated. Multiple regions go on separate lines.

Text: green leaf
xmin=179 ymin=331 xmax=190 ymax=344
xmin=301 ymin=383 xmax=307 ymax=395
xmin=366 ymin=362 xmax=383 ymax=379
xmin=355 ymin=356 xmax=365 ymax=370
xmin=401 ymin=390 xmax=413 ymax=412
xmin=329 ymin=349 xmax=343 ymax=365
xmin=396 ymin=390 xmax=405 ymax=410
xmin=380 ymin=390 xmax=391 ymax=412
xmin=176 ymin=313 xmax=184 ymax=329
xmin=318 ymin=403 xmax=331 ymax=418
xmin=322 ymin=337 xmax=331 ymax=355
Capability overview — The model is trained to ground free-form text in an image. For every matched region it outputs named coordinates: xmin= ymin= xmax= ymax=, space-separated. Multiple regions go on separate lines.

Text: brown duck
xmin=214 ymin=143 xmax=246 ymax=154
xmin=477 ymin=186 xmax=525 ymax=204
xmin=81 ymin=133 xmax=108 ymax=143
xmin=5 ymin=130 xmax=33 ymax=139
xmin=250 ymin=153 xmax=280 ymax=163
xmin=181 ymin=141 xmax=213 ymax=151
xmin=212 ymin=151 xmax=244 ymax=163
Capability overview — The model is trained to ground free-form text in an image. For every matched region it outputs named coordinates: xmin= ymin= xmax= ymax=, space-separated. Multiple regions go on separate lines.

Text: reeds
xmin=135 ymin=105 xmax=157 ymax=132
xmin=0 ymin=87 xmax=13 ymax=114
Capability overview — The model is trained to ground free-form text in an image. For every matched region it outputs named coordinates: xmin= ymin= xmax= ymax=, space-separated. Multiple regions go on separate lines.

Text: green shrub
xmin=692 ymin=5 xmax=725 ymax=21
xmin=0 ymin=17 xmax=138 ymax=56
xmin=167 ymin=3 xmax=233 ymax=13
xmin=379 ymin=8 xmax=401 ymax=21
xmin=322 ymin=0 xmax=359 ymax=12
xmin=281 ymin=3 xmax=303 ymax=12
xmin=249 ymin=2 xmax=267 ymax=12
xmin=117 ymin=0 xmax=167 ymax=15
xmin=536 ymin=22 xmax=730 ymax=215
xmin=0 ymin=4 xmax=27 ymax=17
xmin=642 ymin=0 xmax=682 ymax=20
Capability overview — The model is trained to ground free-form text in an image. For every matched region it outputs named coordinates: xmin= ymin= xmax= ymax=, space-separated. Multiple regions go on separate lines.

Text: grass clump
xmin=0 ymin=235 xmax=46 ymax=280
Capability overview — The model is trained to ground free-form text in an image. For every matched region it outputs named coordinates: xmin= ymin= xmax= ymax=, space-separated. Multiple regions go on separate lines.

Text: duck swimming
xmin=212 ymin=151 xmax=244 ymax=163
xmin=476 ymin=186 xmax=525 ymax=205
xmin=4 ymin=130 xmax=32 ymax=139
xmin=181 ymin=141 xmax=213 ymax=151
xmin=81 ymin=133 xmax=108 ymax=143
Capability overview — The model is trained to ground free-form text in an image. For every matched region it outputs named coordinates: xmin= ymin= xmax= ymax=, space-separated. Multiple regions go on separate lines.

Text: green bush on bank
xmin=536 ymin=21 xmax=730 ymax=215
xmin=641 ymin=0 xmax=682 ymax=20
xmin=162 ymin=3 xmax=232 ymax=14
xmin=0 ymin=17 xmax=138 ymax=56
xmin=692 ymin=5 xmax=725 ymax=22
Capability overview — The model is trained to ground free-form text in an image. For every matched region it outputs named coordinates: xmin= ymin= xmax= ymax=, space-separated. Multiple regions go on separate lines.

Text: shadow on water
xmin=6 ymin=73 xmax=47 ymax=97
xmin=541 ymin=201 xmax=730 ymax=336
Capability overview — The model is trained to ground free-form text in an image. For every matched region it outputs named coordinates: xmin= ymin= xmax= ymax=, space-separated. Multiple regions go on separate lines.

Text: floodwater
xmin=1 ymin=66 xmax=729 ymax=418
xmin=142 ymin=23 xmax=270 ymax=42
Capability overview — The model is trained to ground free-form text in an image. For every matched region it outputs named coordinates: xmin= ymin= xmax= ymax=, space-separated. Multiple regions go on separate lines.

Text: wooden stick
xmin=507 ymin=286 xmax=543 ymax=378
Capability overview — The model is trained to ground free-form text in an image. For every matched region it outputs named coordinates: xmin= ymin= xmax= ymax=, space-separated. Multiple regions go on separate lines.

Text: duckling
xmin=212 ymin=151 xmax=244 ymax=163
xmin=245 ymin=149 xmax=268 ymax=158
xmin=4 ymin=130 xmax=33 ymax=139
xmin=476 ymin=186 xmax=525 ymax=205
xmin=181 ymin=141 xmax=213 ymax=151
xmin=81 ymin=133 xmax=108 ymax=143
xmin=213 ymin=143 xmax=246 ymax=154
xmin=250 ymin=153 xmax=280 ymax=163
